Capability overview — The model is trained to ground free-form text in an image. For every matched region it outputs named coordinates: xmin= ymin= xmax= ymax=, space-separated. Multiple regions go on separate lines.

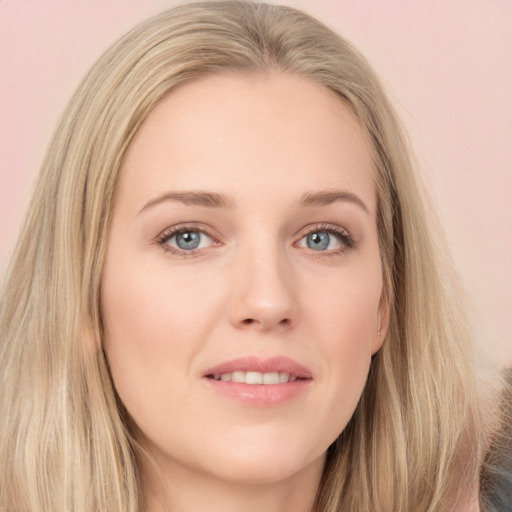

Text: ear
xmin=372 ymin=291 xmax=389 ymax=355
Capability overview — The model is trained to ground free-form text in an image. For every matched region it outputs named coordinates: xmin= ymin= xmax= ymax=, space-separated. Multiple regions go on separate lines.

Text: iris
xmin=175 ymin=231 xmax=201 ymax=250
xmin=307 ymin=232 xmax=330 ymax=251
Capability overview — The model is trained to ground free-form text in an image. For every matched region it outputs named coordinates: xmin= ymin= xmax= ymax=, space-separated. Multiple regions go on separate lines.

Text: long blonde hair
xmin=0 ymin=2 xmax=498 ymax=511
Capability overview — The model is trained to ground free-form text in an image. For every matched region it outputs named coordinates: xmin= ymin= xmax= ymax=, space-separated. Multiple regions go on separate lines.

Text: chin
xmin=210 ymin=454 xmax=324 ymax=486
xmin=194 ymin=433 xmax=327 ymax=486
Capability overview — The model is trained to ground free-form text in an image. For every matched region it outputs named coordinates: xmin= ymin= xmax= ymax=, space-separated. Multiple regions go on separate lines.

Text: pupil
xmin=307 ymin=232 xmax=329 ymax=251
xmin=176 ymin=232 xmax=200 ymax=250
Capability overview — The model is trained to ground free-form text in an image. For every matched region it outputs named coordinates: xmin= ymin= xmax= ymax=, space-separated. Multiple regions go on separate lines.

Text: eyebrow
xmin=138 ymin=189 xmax=369 ymax=214
xmin=298 ymin=190 xmax=369 ymax=213
xmin=139 ymin=191 xmax=235 ymax=213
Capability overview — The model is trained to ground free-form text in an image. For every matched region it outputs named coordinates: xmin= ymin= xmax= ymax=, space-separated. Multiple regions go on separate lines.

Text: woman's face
xmin=101 ymin=73 xmax=387 ymax=488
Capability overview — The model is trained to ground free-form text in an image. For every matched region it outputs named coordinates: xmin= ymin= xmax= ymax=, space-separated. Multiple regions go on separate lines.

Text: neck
xmin=140 ymin=453 xmax=325 ymax=512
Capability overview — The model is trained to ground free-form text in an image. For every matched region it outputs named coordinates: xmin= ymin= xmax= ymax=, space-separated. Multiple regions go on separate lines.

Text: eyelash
xmin=155 ymin=222 xmax=355 ymax=258
xmin=156 ymin=223 xmax=220 ymax=258
xmin=296 ymin=223 xmax=356 ymax=257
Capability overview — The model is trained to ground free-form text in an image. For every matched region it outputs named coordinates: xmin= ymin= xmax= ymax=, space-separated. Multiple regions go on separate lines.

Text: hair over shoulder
xmin=0 ymin=2 xmax=502 ymax=511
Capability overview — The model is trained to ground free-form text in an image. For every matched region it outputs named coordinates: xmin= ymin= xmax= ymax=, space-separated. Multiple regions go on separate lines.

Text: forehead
xmin=117 ymin=72 xmax=376 ymax=213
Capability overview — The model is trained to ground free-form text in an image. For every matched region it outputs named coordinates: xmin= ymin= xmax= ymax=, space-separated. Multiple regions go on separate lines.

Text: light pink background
xmin=1 ymin=1 xmax=511 ymax=363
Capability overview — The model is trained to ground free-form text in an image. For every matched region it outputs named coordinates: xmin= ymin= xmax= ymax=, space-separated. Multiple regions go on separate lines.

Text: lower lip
xmin=204 ymin=378 xmax=311 ymax=406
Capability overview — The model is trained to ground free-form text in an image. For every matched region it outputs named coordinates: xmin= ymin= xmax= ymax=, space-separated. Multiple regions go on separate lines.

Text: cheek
xmin=305 ymin=268 xmax=381 ymax=433
xmin=309 ymin=263 xmax=380 ymax=357
xmin=101 ymin=254 xmax=220 ymax=349
xmin=322 ymin=295 xmax=375 ymax=366
xmin=100 ymin=258 xmax=192 ymax=399
xmin=320 ymin=298 xmax=374 ymax=389
xmin=100 ymin=251 xmax=231 ymax=416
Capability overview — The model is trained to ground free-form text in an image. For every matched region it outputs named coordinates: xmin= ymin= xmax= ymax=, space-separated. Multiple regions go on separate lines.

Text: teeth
xmin=246 ymin=371 xmax=263 ymax=384
xmin=231 ymin=371 xmax=245 ymax=383
xmin=262 ymin=372 xmax=279 ymax=385
xmin=279 ymin=372 xmax=290 ymax=383
xmin=213 ymin=371 xmax=298 ymax=384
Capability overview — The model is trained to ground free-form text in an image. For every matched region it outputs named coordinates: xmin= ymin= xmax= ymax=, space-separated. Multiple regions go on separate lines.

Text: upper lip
xmin=203 ymin=356 xmax=312 ymax=379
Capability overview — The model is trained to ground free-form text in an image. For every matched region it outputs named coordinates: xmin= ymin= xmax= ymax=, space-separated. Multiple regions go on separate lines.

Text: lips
xmin=203 ymin=356 xmax=312 ymax=405
xmin=204 ymin=356 xmax=312 ymax=381
xmin=211 ymin=371 xmax=297 ymax=384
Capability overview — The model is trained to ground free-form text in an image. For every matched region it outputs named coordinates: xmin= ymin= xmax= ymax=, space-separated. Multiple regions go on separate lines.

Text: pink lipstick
xmin=203 ymin=356 xmax=312 ymax=406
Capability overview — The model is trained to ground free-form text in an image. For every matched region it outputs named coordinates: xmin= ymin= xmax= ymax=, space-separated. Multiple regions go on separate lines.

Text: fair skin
xmin=101 ymin=73 xmax=388 ymax=512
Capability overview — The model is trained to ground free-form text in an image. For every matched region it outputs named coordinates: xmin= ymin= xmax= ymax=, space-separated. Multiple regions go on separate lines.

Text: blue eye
xmin=160 ymin=229 xmax=213 ymax=252
xmin=175 ymin=231 xmax=202 ymax=250
xmin=306 ymin=232 xmax=331 ymax=251
xmin=298 ymin=226 xmax=352 ymax=253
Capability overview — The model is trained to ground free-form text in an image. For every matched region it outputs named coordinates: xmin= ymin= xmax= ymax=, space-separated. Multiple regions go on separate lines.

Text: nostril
xmin=235 ymin=314 xmax=295 ymax=330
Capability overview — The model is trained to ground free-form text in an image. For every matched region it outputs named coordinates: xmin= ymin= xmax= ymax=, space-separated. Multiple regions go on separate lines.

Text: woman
xmin=0 ymin=2 xmax=504 ymax=511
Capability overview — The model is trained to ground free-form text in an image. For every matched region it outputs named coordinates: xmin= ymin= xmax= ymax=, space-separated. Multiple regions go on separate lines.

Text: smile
xmin=203 ymin=356 xmax=312 ymax=405
xmin=209 ymin=371 xmax=298 ymax=384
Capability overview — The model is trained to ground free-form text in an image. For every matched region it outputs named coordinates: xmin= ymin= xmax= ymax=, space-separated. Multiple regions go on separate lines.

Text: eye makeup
xmin=155 ymin=220 xmax=357 ymax=259
xmin=156 ymin=222 xmax=222 ymax=258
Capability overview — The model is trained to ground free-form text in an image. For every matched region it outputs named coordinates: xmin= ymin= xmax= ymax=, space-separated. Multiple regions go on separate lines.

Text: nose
xmin=228 ymin=244 xmax=299 ymax=332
